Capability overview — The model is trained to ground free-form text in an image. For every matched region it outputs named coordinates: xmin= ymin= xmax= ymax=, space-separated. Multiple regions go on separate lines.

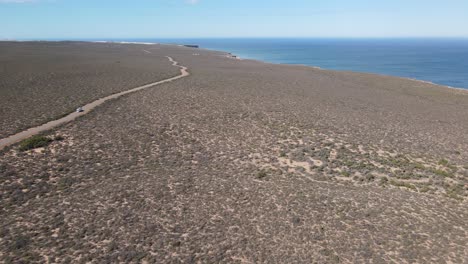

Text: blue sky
xmin=1 ymin=0 xmax=468 ymax=39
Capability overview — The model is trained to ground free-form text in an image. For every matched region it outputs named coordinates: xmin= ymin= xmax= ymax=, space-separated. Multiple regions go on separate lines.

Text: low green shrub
xmin=438 ymin=159 xmax=449 ymax=166
xmin=431 ymin=168 xmax=454 ymax=178
xmin=257 ymin=170 xmax=267 ymax=179
xmin=19 ymin=135 xmax=52 ymax=151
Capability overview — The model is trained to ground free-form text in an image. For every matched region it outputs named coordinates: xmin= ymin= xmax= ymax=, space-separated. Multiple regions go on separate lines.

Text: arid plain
xmin=1 ymin=42 xmax=467 ymax=263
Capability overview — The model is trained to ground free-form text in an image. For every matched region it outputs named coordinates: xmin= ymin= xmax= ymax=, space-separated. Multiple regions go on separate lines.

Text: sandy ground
xmin=0 ymin=42 xmax=467 ymax=263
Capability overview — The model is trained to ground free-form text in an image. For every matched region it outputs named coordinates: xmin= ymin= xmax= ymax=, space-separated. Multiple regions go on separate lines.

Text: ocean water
xmin=102 ymin=38 xmax=468 ymax=89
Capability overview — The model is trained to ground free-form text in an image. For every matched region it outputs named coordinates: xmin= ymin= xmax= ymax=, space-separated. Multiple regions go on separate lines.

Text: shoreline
xmin=200 ymin=46 xmax=468 ymax=93
xmin=3 ymin=39 xmax=467 ymax=93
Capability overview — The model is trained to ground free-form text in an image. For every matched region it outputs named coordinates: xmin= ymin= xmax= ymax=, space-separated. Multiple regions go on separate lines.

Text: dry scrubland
xmin=1 ymin=42 xmax=467 ymax=263
xmin=0 ymin=42 xmax=179 ymax=138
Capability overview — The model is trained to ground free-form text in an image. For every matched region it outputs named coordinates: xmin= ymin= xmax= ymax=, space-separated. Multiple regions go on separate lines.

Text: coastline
xmin=196 ymin=45 xmax=468 ymax=93
xmin=129 ymin=39 xmax=466 ymax=92
xmin=3 ymin=39 xmax=467 ymax=92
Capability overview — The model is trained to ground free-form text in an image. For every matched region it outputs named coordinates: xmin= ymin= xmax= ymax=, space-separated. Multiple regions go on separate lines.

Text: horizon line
xmin=5 ymin=36 xmax=468 ymax=41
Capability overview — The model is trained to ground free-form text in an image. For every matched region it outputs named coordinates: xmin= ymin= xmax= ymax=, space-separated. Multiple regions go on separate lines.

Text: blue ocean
xmin=99 ymin=38 xmax=468 ymax=89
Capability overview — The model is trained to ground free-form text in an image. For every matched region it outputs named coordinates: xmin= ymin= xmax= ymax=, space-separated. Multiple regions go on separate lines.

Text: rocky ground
xmin=0 ymin=42 xmax=467 ymax=263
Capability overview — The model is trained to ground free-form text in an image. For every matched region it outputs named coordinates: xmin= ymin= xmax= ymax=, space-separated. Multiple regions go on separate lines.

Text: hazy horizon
xmin=5 ymin=37 xmax=468 ymax=42
xmin=1 ymin=0 xmax=468 ymax=39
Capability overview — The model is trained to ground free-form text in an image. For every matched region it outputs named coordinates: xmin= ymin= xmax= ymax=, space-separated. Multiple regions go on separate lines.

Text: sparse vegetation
xmin=446 ymin=190 xmax=463 ymax=201
xmin=438 ymin=159 xmax=449 ymax=166
xmin=431 ymin=168 xmax=454 ymax=178
xmin=1 ymin=42 xmax=467 ymax=263
xmin=256 ymin=170 xmax=267 ymax=179
xmin=412 ymin=162 xmax=426 ymax=170
xmin=389 ymin=180 xmax=417 ymax=190
xmin=9 ymin=235 xmax=30 ymax=251
xmin=0 ymin=42 xmax=179 ymax=139
xmin=365 ymin=173 xmax=375 ymax=182
xmin=340 ymin=171 xmax=351 ymax=177
xmin=380 ymin=176 xmax=389 ymax=185
xmin=419 ymin=185 xmax=431 ymax=193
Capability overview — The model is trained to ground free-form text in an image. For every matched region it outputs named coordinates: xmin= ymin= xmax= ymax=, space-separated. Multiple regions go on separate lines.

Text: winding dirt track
xmin=0 ymin=56 xmax=189 ymax=150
